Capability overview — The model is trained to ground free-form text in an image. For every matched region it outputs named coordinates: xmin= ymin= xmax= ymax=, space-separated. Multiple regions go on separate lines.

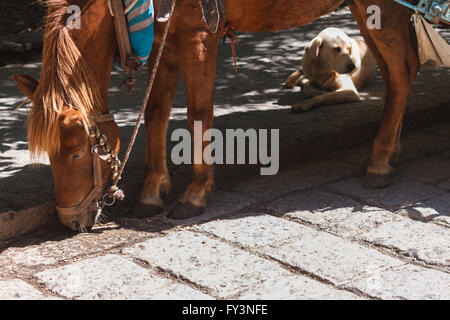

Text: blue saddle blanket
xmin=113 ymin=0 xmax=154 ymax=71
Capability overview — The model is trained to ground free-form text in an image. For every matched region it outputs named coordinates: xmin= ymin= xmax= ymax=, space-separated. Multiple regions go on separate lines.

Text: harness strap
xmin=222 ymin=25 xmax=238 ymax=72
xmin=109 ymin=0 xmax=143 ymax=94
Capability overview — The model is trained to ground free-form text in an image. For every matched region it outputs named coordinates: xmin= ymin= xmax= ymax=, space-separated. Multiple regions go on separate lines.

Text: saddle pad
xmin=113 ymin=0 xmax=155 ymax=71
xmin=200 ymin=0 xmax=220 ymax=33
xmin=414 ymin=13 xmax=450 ymax=68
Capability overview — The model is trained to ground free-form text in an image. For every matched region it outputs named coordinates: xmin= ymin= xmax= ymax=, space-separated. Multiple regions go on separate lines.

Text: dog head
xmin=305 ymin=27 xmax=360 ymax=74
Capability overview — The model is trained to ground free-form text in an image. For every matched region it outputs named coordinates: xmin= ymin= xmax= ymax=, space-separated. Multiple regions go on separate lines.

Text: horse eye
xmin=71 ymin=150 xmax=84 ymax=160
xmin=333 ymin=47 xmax=341 ymax=53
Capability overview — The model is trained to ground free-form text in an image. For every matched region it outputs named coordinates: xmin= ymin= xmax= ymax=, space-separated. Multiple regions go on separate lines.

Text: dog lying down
xmin=284 ymin=27 xmax=378 ymax=112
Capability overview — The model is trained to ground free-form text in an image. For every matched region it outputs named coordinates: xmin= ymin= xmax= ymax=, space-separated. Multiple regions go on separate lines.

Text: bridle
xmin=56 ymin=0 xmax=177 ymax=226
xmin=55 ymin=113 xmax=123 ymax=225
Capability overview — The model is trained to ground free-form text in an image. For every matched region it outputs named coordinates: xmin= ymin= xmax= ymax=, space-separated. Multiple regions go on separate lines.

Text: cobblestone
xmin=35 ymin=254 xmax=211 ymax=300
xmin=229 ymin=160 xmax=356 ymax=201
xmin=0 ymin=279 xmax=55 ymax=300
xmin=347 ymin=264 xmax=450 ymax=300
xmin=401 ymin=193 xmax=450 ymax=226
xmin=326 ymin=177 xmax=444 ymax=211
xmin=266 ymin=190 xmax=401 ymax=237
xmin=357 ymin=219 xmax=450 ymax=268
xmin=198 ymin=215 xmax=403 ymax=285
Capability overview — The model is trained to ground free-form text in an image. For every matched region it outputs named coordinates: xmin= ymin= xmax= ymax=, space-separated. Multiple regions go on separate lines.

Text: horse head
xmin=12 ymin=0 xmax=120 ymax=231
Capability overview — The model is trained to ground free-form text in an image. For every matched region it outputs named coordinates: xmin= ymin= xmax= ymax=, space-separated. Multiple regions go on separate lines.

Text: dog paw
xmin=292 ymin=101 xmax=314 ymax=113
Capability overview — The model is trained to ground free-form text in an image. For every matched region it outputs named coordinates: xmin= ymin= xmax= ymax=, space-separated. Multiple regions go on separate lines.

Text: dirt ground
xmin=0 ymin=0 xmax=45 ymax=36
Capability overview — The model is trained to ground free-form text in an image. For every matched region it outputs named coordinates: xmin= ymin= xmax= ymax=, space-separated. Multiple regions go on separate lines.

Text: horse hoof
xmin=167 ymin=201 xmax=205 ymax=219
xmin=363 ymin=172 xmax=394 ymax=189
xmin=130 ymin=202 xmax=163 ymax=218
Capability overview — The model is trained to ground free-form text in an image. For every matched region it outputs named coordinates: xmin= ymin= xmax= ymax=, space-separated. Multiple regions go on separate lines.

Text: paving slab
xmin=437 ymin=179 xmax=450 ymax=191
xmin=0 ymin=201 xmax=55 ymax=241
xmin=392 ymin=131 xmax=450 ymax=164
xmin=347 ymin=264 xmax=450 ymax=300
xmin=35 ymin=254 xmax=211 ymax=300
xmin=338 ymin=129 xmax=450 ymax=167
xmin=0 ymin=279 xmax=55 ymax=300
xmin=165 ymin=188 xmax=259 ymax=226
xmin=357 ymin=219 xmax=450 ymax=268
xmin=197 ymin=214 xmax=403 ymax=285
xmin=123 ymin=230 xmax=351 ymax=299
xmin=397 ymin=157 xmax=450 ymax=185
xmin=266 ymin=190 xmax=402 ymax=237
xmin=420 ymin=122 xmax=450 ymax=139
xmin=326 ymin=177 xmax=444 ymax=211
xmin=0 ymin=223 xmax=157 ymax=272
xmin=401 ymin=193 xmax=450 ymax=226
xmin=227 ymin=160 xmax=356 ymax=201
xmin=237 ymin=274 xmax=362 ymax=300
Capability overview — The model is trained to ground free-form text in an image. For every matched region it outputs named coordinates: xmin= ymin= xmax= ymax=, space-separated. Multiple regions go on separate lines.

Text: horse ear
xmin=12 ymin=74 xmax=39 ymax=99
xmin=59 ymin=107 xmax=84 ymax=128
xmin=305 ymin=37 xmax=323 ymax=60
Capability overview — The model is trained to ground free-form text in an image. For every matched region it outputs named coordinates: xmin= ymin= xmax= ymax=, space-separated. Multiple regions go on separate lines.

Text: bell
xmin=89 ymin=128 xmax=96 ymax=138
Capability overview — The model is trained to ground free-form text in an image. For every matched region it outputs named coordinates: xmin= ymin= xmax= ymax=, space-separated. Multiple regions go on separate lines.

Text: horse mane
xmin=28 ymin=0 xmax=102 ymax=158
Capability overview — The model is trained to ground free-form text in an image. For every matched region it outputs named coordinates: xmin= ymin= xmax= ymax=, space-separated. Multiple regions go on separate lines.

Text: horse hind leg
xmin=350 ymin=0 xmax=420 ymax=188
xmin=131 ymin=36 xmax=180 ymax=217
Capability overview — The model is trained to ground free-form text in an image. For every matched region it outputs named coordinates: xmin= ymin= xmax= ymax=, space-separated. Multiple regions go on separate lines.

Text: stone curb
xmin=0 ymin=201 xmax=56 ymax=241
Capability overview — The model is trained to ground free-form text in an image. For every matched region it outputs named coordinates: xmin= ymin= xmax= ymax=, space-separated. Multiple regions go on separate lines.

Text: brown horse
xmin=13 ymin=0 xmax=420 ymax=229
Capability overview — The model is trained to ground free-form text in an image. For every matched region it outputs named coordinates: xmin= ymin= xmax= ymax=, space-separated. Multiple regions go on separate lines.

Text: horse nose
xmin=347 ymin=63 xmax=356 ymax=72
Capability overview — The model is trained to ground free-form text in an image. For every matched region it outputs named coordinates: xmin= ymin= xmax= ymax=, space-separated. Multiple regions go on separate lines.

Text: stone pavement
xmin=0 ymin=8 xmax=450 ymax=300
xmin=0 ymin=125 xmax=450 ymax=300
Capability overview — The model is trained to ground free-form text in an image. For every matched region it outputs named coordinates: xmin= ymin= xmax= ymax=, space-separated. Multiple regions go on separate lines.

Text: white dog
xmin=284 ymin=27 xmax=377 ymax=112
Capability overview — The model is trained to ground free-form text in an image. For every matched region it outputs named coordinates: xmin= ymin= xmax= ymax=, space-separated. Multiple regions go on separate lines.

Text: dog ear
xmin=305 ymin=37 xmax=323 ymax=60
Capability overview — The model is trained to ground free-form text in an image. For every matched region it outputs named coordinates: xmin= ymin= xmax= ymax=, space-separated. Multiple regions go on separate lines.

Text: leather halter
xmin=55 ymin=113 xmax=118 ymax=224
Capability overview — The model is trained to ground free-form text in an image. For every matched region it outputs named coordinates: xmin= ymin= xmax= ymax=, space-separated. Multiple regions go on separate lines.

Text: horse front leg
xmin=168 ymin=30 xmax=219 ymax=219
xmin=350 ymin=0 xmax=420 ymax=188
xmin=132 ymin=34 xmax=180 ymax=217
